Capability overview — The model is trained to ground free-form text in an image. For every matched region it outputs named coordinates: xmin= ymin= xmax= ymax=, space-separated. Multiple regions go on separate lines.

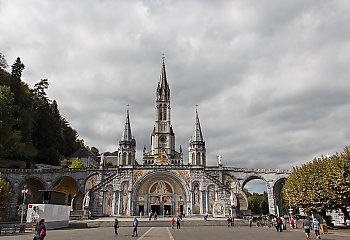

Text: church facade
xmin=85 ymin=59 xmax=289 ymax=218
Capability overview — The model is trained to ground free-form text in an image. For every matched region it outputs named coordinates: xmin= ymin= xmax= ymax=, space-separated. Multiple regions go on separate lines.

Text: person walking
xmin=249 ymin=218 xmax=253 ymax=228
xmin=231 ymin=216 xmax=235 ymax=227
xmin=302 ymin=217 xmax=311 ymax=239
xmin=291 ymin=217 xmax=295 ymax=229
xmin=34 ymin=219 xmax=46 ymax=240
xmin=312 ymin=218 xmax=321 ymax=239
xmin=114 ymin=218 xmax=119 ymax=236
xmin=154 ymin=212 xmax=157 ymax=221
xmin=227 ymin=216 xmax=231 ymax=227
xmin=132 ymin=217 xmax=138 ymax=237
xmin=149 ymin=211 xmax=152 ymax=221
xmin=176 ymin=217 xmax=181 ymax=229
xmin=275 ymin=217 xmax=283 ymax=232
xmin=171 ymin=217 xmax=175 ymax=229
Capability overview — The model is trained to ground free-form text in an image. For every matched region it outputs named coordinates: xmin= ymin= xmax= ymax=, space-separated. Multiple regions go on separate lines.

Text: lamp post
xmin=20 ymin=186 xmax=28 ymax=224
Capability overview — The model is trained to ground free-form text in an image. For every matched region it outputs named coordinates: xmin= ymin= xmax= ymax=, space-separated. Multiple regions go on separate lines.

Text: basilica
xmin=83 ymin=59 xmax=289 ymax=218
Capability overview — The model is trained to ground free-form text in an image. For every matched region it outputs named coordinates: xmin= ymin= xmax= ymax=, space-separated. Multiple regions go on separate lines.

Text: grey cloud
xmin=1 ymin=0 xmax=349 ymax=172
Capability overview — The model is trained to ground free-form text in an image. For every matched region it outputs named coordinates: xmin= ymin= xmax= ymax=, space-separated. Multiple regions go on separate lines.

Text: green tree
xmin=284 ymin=157 xmax=332 ymax=225
xmin=0 ymin=86 xmax=22 ymax=159
xmin=0 ymin=53 xmax=8 ymax=70
xmin=0 ymin=177 xmax=11 ymax=208
xmin=60 ymin=158 xmax=71 ymax=168
xmin=69 ymin=158 xmax=84 ymax=169
xmin=90 ymin=146 xmax=99 ymax=156
xmin=326 ymin=148 xmax=350 ymax=220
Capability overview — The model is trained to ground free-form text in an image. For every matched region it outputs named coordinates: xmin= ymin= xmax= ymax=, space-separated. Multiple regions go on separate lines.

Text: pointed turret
xmin=121 ymin=108 xmax=132 ymax=141
xmin=189 ymin=106 xmax=206 ymax=166
xmin=191 ymin=108 xmax=204 ymax=142
xmin=118 ymin=107 xmax=136 ymax=166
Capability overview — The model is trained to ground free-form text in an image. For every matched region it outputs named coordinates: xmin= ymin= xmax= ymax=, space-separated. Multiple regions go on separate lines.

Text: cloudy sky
xmin=1 ymin=0 xmax=350 ymax=173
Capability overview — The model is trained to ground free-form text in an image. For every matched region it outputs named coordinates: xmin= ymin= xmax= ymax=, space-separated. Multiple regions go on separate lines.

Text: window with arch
xmin=128 ymin=153 xmax=132 ymax=165
xmin=162 ymin=104 xmax=167 ymax=120
xmin=122 ymin=152 xmax=127 ymax=165
xmin=196 ymin=152 xmax=201 ymax=165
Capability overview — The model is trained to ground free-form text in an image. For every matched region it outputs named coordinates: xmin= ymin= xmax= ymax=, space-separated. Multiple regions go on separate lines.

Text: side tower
xmin=118 ymin=108 xmax=136 ymax=166
xmin=188 ymin=107 xmax=206 ymax=166
xmin=143 ymin=58 xmax=183 ymax=165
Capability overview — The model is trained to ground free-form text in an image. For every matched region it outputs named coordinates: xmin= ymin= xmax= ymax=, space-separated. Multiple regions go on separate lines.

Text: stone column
xmin=206 ymin=191 xmax=209 ymax=214
xmin=266 ymin=182 xmax=276 ymax=215
xmin=102 ymin=190 xmax=106 ymax=215
xmin=117 ymin=190 xmax=121 ymax=215
xmin=127 ymin=191 xmax=132 ymax=216
xmin=200 ymin=191 xmax=206 ymax=214
xmin=112 ymin=191 xmax=118 ymax=215
xmin=199 ymin=190 xmax=203 ymax=214
xmin=189 ymin=191 xmax=193 ymax=215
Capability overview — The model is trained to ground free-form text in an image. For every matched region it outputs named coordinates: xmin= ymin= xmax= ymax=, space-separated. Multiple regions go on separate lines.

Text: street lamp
xmin=20 ymin=186 xmax=28 ymax=224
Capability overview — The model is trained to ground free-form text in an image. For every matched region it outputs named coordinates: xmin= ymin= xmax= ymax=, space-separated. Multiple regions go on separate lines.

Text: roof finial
xmin=127 ymin=103 xmax=130 ymax=111
xmin=162 ymin=53 xmax=165 ymax=64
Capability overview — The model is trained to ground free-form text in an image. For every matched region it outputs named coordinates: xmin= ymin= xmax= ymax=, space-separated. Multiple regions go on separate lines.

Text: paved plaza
xmin=1 ymin=226 xmax=350 ymax=240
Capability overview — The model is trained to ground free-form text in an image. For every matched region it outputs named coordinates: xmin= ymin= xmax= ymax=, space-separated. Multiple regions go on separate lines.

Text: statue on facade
xmin=84 ymin=192 xmax=91 ymax=208
xmin=122 ymin=184 xmax=128 ymax=214
xmin=100 ymin=152 xmax=105 ymax=167
xmin=194 ymin=186 xmax=200 ymax=204
xmin=217 ymin=155 xmax=222 ymax=166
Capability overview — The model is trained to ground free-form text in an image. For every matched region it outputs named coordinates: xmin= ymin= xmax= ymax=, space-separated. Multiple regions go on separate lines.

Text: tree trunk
xmin=320 ymin=210 xmax=332 ymax=226
xmin=340 ymin=206 xmax=350 ymax=221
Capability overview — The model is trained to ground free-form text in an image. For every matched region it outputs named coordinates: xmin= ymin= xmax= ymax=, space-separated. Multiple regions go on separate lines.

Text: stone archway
xmin=273 ymin=177 xmax=287 ymax=217
xmin=53 ymin=176 xmax=78 ymax=205
xmin=18 ymin=178 xmax=45 ymax=205
xmin=133 ymin=171 xmax=189 ymax=216
xmin=239 ymin=175 xmax=268 ymax=214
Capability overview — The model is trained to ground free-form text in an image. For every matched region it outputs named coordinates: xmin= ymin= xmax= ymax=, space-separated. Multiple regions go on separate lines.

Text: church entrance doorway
xmin=138 ymin=205 xmax=144 ymax=215
xmin=179 ymin=205 xmax=184 ymax=215
xmin=151 ymin=205 xmax=160 ymax=215
xmin=133 ymin=172 xmax=189 ymax=217
xmin=164 ymin=205 xmax=171 ymax=215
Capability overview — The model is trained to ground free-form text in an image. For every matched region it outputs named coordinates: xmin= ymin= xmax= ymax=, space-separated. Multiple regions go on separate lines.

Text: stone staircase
xmin=88 ymin=170 xmax=119 ymax=216
xmin=204 ymin=171 xmax=231 ymax=193
xmin=89 ymin=170 xmax=119 ymax=194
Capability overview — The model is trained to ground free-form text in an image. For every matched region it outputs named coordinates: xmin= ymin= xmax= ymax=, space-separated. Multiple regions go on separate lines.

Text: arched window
xmin=158 ymin=108 xmax=163 ymax=120
xmin=192 ymin=153 xmax=195 ymax=164
xmin=162 ymin=104 xmax=167 ymax=120
xmin=122 ymin=152 xmax=127 ymax=165
xmin=196 ymin=152 xmax=201 ymax=165
xmin=128 ymin=153 xmax=132 ymax=165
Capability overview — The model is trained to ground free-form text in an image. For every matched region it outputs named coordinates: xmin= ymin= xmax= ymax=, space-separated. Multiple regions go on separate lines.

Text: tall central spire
xmin=157 ymin=56 xmax=170 ymax=101
xmin=143 ymin=58 xmax=183 ymax=165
